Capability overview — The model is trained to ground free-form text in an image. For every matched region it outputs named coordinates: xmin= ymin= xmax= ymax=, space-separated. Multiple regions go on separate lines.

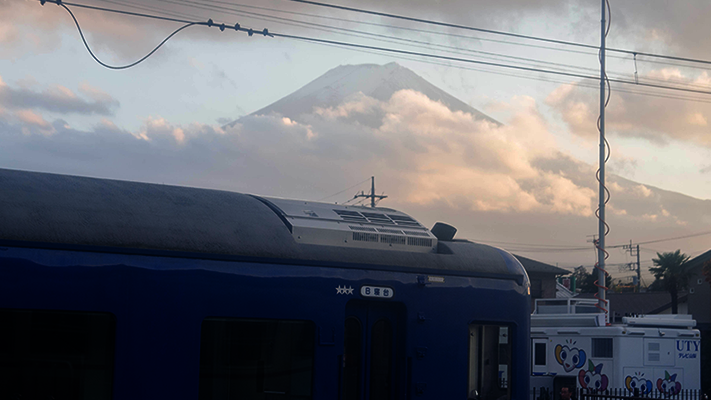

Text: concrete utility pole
xmin=597 ymin=0 xmax=608 ymax=322
xmin=354 ymin=176 xmax=387 ymax=208
xmin=624 ymin=241 xmax=641 ymax=292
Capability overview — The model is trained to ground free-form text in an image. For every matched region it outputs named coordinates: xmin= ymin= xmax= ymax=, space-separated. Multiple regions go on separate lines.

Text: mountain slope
xmin=227 ymin=62 xmax=498 ymax=126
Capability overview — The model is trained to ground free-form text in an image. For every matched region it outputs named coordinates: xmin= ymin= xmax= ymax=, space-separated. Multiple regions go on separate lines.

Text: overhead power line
xmin=289 ymin=0 xmax=603 ymax=51
xmin=317 ymin=177 xmax=371 ymax=202
xmin=42 ymin=0 xmax=711 ymax=99
xmin=635 ymin=230 xmax=711 ymax=246
xmin=54 ymin=1 xmax=199 ymax=69
xmin=310 ymin=40 xmax=711 ymax=104
xmin=606 ymin=230 xmax=711 ymax=248
xmin=270 ymin=33 xmax=711 ymax=96
xmin=289 ymin=0 xmax=711 ymax=66
xmin=147 ymin=0 xmax=711 ymax=93
xmin=160 ymin=0 xmax=711 ymax=73
xmin=41 ymin=0 xmax=274 ymax=69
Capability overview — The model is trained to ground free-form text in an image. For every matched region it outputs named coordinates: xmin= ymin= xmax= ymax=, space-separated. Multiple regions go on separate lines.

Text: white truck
xmin=530 ymin=298 xmax=701 ymax=396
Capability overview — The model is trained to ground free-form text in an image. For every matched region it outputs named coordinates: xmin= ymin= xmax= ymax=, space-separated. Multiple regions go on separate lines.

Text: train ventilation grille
xmin=349 ymin=226 xmax=377 ymax=232
xmin=335 ymin=209 xmax=422 ymax=227
xmin=353 ymin=232 xmax=433 ymax=247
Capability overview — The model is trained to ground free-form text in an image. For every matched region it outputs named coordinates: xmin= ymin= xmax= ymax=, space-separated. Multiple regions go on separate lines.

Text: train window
xmin=199 ymin=318 xmax=315 ymax=400
xmin=468 ymin=324 xmax=511 ymax=400
xmin=591 ymin=338 xmax=613 ymax=358
xmin=0 ymin=309 xmax=116 ymax=400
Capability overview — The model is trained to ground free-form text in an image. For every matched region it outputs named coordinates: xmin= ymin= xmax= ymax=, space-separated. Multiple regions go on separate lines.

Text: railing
xmin=532 ymin=387 xmax=707 ymax=400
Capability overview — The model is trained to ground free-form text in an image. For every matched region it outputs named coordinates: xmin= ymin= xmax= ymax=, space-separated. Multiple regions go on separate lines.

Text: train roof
xmin=0 ymin=168 xmax=526 ymax=281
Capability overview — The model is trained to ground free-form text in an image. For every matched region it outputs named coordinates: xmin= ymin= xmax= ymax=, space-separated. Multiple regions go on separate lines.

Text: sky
xmin=2 ymin=0 xmax=711 ymax=285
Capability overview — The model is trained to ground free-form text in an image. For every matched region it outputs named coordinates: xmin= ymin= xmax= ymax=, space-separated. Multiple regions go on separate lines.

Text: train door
xmin=342 ymin=300 xmax=406 ymax=400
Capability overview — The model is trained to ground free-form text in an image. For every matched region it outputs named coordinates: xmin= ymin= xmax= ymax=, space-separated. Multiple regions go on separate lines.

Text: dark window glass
xmin=592 ymin=338 xmax=613 ymax=358
xmin=469 ymin=325 xmax=511 ymax=400
xmin=534 ymin=342 xmax=547 ymax=366
xmin=342 ymin=317 xmax=362 ymax=400
xmin=369 ymin=319 xmax=393 ymax=400
xmin=0 ymin=309 xmax=115 ymax=400
xmin=199 ymin=318 xmax=315 ymax=400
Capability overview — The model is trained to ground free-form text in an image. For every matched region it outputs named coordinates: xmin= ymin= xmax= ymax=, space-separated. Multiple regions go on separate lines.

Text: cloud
xmin=237 ymin=90 xmax=595 ymax=215
xmin=0 ymin=76 xmax=119 ymax=116
xmin=609 ymin=156 xmax=638 ymax=177
xmin=15 ymin=110 xmax=55 ymax=136
xmin=2 ymin=86 xmax=708 ymax=233
xmin=634 ymin=184 xmax=653 ymax=198
xmin=0 ymin=88 xmax=596 ymax=216
xmin=546 ymin=69 xmax=711 ymax=148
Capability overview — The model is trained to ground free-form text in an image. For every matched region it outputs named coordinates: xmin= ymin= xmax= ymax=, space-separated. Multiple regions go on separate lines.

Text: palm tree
xmin=649 ymin=250 xmax=692 ymax=314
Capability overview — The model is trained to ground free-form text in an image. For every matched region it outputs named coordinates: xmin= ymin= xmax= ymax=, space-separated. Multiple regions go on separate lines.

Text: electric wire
xmin=41 ymin=0 xmax=276 ymax=69
xmin=317 ymin=178 xmax=371 ymax=202
xmin=54 ymin=1 xmax=199 ymax=70
xmin=150 ymin=0 xmax=613 ymax=85
xmin=288 ymin=0 xmax=607 ymax=52
xmin=167 ymin=0 xmax=607 ymax=77
xmin=73 ymin=0 xmax=711 ymax=95
xmin=205 ymin=0 xmax=711 ymax=74
xmin=42 ymin=0 xmax=711 ymax=99
xmin=156 ymin=0 xmax=711 ymax=92
xmin=98 ymin=0 xmax=194 ymax=20
xmin=636 ymin=230 xmax=711 ymax=246
xmin=289 ymin=0 xmax=711 ymax=66
xmin=606 ymin=230 xmax=711 ymax=248
xmin=207 ymin=0 xmax=612 ymax=56
xmin=310 ymin=40 xmax=711 ymax=104
xmin=272 ymin=32 xmax=711 ymax=97
xmin=223 ymin=0 xmax=711 ymax=78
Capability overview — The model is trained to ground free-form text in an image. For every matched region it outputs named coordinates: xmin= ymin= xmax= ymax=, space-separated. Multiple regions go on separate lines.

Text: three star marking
xmin=336 ymin=285 xmax=354 ymax=295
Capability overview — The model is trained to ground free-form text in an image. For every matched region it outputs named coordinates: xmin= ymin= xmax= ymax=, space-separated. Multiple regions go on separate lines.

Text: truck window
xmin=591 ymin=338 xmax=613 ymax=358
xmin=534 ymin=342 xmax=547 ymax=366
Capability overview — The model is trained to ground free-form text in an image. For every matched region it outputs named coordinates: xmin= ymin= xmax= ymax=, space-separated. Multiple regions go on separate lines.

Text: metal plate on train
xmin=360 ymin=285 xmax=394 ymax=298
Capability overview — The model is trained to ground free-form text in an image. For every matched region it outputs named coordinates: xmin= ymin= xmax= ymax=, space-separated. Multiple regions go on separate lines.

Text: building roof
xmin=685 ymin=248 xmax=711 ymax=272
xmin=514 ymin=254 xmax=569 ymax=276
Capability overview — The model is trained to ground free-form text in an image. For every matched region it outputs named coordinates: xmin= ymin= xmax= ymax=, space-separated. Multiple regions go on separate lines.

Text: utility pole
xmin=354 ymin=176 xmax=387 ymax=208
xmin=623 ymin=240 xmax=641 ymax=292
xmin=597 ymin=0 xmax=608 ymax=323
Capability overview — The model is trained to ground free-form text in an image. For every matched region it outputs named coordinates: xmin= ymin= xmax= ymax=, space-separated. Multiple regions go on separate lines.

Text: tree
xmin=649 ymin=250 xmax=692 ymax=314
xmin=569 ymin=266 xmax=612 ymax=294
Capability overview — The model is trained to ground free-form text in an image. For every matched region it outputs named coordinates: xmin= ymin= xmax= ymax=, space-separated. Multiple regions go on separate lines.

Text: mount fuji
xmin=227 ymin=62 xmax=497 ymax=126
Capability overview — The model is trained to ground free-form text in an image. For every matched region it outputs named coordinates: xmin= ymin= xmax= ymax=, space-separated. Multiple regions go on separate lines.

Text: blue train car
xmin=0 ymin=168 xmax=530 ymax=400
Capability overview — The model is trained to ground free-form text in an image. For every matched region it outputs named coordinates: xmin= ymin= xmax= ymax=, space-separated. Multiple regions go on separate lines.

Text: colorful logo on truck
xmin=625 ymin=373 xmax=653 ymax=394
xmin=579 ymin=360 xmax=609 ymax=391
xmin=555 ymin=342 xmax=586 ymax=372
xmin=657 ymin=371 xmax=682 ymax=395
